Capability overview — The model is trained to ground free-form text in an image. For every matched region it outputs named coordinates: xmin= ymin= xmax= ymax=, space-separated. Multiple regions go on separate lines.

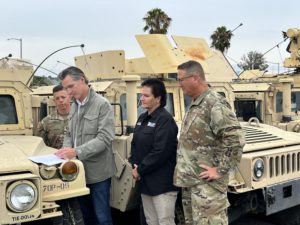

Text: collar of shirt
xmin=190 ymin=89 xmax=211 ymax=108
xmin=76 ymin=97 xmax=88 ymax=106
xmin=139 ymin=106 xmax=164 ymax=121
xmin=55 ymin=110 xmax=69 ymax=120
xmin=75 ymin=88 xmax=91 ymax=106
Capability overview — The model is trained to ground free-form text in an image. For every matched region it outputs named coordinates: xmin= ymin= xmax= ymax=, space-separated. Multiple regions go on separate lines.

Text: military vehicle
xmin=32 ymin=33 xmax=300 ymax=225
xmin=232 ymin=28 xmax=300 ymax=133
xmin=0 ymin=59 xmax=89 ymax=225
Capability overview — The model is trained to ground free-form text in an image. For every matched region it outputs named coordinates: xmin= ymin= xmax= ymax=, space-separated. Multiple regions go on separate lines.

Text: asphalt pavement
xmin=112 ymin=209 xmax=277 ymax=225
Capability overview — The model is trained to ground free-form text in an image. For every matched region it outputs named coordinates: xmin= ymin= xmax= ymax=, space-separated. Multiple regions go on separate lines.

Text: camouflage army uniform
xmin=174 ymin=89 xmax=245 ymax=225
xmin=37 ymin=111 xmax=68 ymax=149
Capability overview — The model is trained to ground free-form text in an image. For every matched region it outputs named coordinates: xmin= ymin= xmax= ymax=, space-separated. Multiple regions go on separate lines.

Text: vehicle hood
xmin=242 ymin=122 xmax=300 ymax=152
xmin=0 ymin=135 xmax=55 ymax=173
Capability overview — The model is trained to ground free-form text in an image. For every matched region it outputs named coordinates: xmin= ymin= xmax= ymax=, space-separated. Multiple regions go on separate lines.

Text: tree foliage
xmin=238 ymin=51 xmax=269 ymax=71
xmin=143 ymin=8 xmax=172 ymax=34
xmin=210 ymin=26 xmax=233 ymax=53
xmin=30 ymin=76 xmax=56 ymax=87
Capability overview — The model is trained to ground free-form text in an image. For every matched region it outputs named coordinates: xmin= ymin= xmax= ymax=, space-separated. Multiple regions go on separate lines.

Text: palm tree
xmin=210 ymin=26 xmax=233 ymax=53
xmin=143 ymin=8 xmax=172 ymax=34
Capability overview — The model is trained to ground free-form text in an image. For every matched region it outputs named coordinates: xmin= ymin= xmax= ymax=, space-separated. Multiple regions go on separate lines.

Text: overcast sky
xmin=0 ymin=0 xmax=299 ymax=76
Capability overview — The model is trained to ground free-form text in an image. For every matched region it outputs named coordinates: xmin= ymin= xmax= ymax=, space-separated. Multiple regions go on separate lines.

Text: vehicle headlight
xmin=39 ymin=164 xmax=58 ymax=180
xmin=253 ymin=158 xmax=264 ymax=180
xmin=59 ymin=161 xmax=79 ymax=181
xmin=6 ymin=180 xmax=38 ymax=212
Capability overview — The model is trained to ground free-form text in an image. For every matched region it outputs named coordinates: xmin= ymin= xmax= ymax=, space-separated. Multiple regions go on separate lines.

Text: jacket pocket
xmin=142 ymin=128 xmax=155 ymax=134
xmin=83 ymin=114 xmax=98 ymax=134
xmin=141 ymin=128 xmax=155 ymax=146
xmin=179 ymin=113 xmax=197 ymax=140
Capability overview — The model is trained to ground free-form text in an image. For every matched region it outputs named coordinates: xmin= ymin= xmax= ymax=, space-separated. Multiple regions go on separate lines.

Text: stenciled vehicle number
xmin=43 ymin=182 xmax=70 ymax=192
xmin=12 ymin=214 xmax=35 ymax=222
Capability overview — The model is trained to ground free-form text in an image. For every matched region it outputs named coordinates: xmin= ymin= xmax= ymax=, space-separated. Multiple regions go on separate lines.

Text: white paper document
xmin=28 ymin=154 xmax=65 ymax=166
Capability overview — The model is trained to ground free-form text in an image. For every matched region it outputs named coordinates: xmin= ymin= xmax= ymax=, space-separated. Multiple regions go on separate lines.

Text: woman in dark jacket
xmin=130 ymin=78 xmax=179 ymax=225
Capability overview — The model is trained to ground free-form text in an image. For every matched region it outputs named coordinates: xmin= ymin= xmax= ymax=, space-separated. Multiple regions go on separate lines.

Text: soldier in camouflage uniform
xmin=37 ymin=85 xmax=84 ymax=225
xmin=174 ymin=60 xmax=245 ymax=225
xmin=37 ymin=84 xmax=70 ymax=149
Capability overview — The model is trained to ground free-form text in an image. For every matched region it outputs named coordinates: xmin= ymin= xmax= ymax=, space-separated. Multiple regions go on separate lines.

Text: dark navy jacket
xmin=130 ymin=107 xmax=179 ymax=196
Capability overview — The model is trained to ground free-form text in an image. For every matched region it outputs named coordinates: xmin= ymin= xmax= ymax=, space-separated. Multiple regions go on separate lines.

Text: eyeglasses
xmin=177 ymin=74 xmax=194 ymax=83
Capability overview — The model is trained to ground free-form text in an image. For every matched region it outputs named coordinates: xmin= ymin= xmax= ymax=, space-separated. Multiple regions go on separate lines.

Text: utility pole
xmin=7 ymin=38 xmax=22 ymax=59
xmin=266 ymin=61 xmax=280 ymax=74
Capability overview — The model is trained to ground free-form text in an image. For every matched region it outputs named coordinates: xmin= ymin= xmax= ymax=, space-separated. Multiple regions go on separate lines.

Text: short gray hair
xmin=177 ymin=60 xmax=205 ymax=81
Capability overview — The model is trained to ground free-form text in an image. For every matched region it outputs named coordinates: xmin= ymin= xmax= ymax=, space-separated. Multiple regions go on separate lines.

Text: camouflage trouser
xmin=182 ymin=183 xmax=230 ymax=225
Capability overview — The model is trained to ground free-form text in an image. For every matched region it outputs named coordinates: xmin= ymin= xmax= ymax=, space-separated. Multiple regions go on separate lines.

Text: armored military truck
xmin=229 ymin=121 xmax=300 ymax=224
xmin=0 ymin=59 xmax=89 ymax=225
xmin=232 ymin=28 xmax=300 ymax=133
xmin=33 ymin=33 xmax=300 ymax=224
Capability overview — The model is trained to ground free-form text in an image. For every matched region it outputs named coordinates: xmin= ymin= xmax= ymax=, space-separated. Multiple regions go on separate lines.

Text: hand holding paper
xmin=55 ymin=147 xmax=77 ymax=160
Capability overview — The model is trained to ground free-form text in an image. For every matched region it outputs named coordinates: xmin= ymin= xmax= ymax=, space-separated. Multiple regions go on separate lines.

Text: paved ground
xmin=231 ymin=215 xmax=275 ymax=225
xmin=112 ymin=209 xmax=276 ymax=225
xmin=112 ymin=208 xmax=141 ymax=225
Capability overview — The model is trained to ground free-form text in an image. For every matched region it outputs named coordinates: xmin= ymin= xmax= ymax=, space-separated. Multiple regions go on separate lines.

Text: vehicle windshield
xmin=0 ymin=95 xmax=18 ymax=124
xmin=120 ymin=93 xmax=175 ymax=120
xmin=276 ymin=92 xmax=300 ymax=113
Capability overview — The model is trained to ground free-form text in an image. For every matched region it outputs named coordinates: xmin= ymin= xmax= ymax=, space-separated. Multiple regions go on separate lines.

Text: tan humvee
xmin=0 ymin=59 xmax=89 ymax=225
xmin=33 ymin=33 xmax=300 ymax=224
xmin=232 ymin=28 xmax=300 ymax=135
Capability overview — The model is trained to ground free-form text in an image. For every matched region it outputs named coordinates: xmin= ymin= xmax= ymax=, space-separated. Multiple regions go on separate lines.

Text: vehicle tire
xmin=25 ymin=198 xmax=84 ymax=225
xmin=57 ymin=198 xmax=84 ymax=225
xmin=174 ymin=200 xmax=185 ymax=225
xmin=268 ymin=205 xmax=300 ymax=225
